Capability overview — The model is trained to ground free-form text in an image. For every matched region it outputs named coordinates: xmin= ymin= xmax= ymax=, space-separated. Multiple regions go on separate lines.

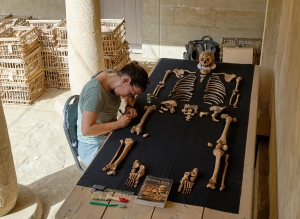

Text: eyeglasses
xmin=128 ymin=85 xmax=135 ymax=97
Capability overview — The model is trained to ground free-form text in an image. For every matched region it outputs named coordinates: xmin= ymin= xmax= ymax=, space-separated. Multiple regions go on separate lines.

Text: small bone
xmin=103 ymin=140 xmax=124 ymax=171
xmin=220 ymin=154 xmax=229 ymax=191
xmin=234 ymin=77 xmax=242 ymax=92
xmin=131 ymin=105 xmax=156 ymax=135
xmin=233 ymin=94 xmax=241 ymax=108
xmin=209 ymin=106 xmax=226 ymax=122
xmin=160 ymin=106 xmax=168 ymax=111
xmin=183 ymin=168 xmax=198 ymax=194
xmin=217 ymin=114 xmax=237 ymax=145
xmin=229 ymin=91 xmax=237 ymax=106
xmin=143 ymin=133 xmax=148 ymax=137
xmin=159 ymin=110 xmax=164 ymax=113
xmin=199 ymin=111 xmax=209 ymax=117
xmin=207 ymin=148 xmax=225 ymax=189
xmin=178 ymin=172 xmax=190 ymax=192
xmin=207 ymin=142 xmax=213 ymax=147
xmin=212 ymin=73 xmax=237 ymax=82
xmin=131 ymin=165 xmax=146 ymax=188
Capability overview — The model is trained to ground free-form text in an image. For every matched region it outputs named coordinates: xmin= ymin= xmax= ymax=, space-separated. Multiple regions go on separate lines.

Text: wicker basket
xmin=220 ymin=37 xmax=262 ymax=65
xmin=55 ymin=19 xmax=67 ymax=47
xmin=0 ymin=68 xmax=44 ymax=105
xmin=0 ymin=26 xmax=40 ymax=59
xmin=0 ymin=47 xmax=43 ymax=83
xmin=58 ymin=70 xmax=70 ymax=90
xmin=25 ymin=20 xmax=61 ymax=48
xmin=44 ymin=67 xmax=59 ymax=88
xmin=55 ymin=46 xmax=68 ymax=71
xmin=41 ymin=47 xmax=56 ymax=68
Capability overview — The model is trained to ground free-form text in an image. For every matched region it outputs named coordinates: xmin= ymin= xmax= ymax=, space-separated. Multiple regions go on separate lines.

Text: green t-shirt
xmin=77 ymin=71 xmax=121 ymax=145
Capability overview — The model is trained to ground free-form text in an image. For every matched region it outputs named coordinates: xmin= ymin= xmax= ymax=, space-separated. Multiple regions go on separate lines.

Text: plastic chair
xmin=63 ymin=95 xmax=85 ymax=173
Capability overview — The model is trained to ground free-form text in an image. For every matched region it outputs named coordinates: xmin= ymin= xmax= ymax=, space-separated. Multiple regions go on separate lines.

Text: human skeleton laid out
xmin=103 ymin=138 xmax=135 ymax=175
xmin=125 ymin=160 xmax=146 ymax=188
xmin=178 ymin=168 xmax=199 ymax=195
xmin=207 ymin=114 xmax=237 ymax=190
xmin=131 ymin=105 xmax=156 ymax=135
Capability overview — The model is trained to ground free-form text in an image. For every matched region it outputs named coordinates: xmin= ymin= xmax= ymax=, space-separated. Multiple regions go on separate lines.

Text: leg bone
xmin=207 ymin=148 xmax=224 ymax=189
xmin=220 ymin=154 xmax=229 ymax=191
xmin=131 ymin=105 xmax=156 ymax=135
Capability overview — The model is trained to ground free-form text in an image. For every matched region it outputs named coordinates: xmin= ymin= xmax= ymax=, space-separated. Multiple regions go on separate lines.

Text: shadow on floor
xmin=27 ymin=165 xmax=82 ymax=219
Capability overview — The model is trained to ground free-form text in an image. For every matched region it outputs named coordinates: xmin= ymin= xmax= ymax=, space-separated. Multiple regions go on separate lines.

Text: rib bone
xmin=131 ymin=105 xmax=156 ymax=135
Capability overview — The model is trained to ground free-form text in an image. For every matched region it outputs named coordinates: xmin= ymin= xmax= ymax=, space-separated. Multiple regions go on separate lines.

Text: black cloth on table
xmin=77 ymin=58 xmax=255 ymax=214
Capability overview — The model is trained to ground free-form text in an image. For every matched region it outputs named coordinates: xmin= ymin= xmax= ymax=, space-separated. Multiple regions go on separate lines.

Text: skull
xmin=199 ymin=51 xmax=215 ymax=74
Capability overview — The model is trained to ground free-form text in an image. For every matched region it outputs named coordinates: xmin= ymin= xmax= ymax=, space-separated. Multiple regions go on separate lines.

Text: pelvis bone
xmin=161 ymin=100 xmax=177 ymax=113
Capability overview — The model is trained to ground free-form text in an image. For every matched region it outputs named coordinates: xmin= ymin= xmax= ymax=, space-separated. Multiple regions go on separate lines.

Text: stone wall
xmin=142 ymin=0 xmax=267 ymax=59
xmin=0 ymin=0 xmax=66 ymax=19
xmin=262 ymin=0 xmax=300 ymax=217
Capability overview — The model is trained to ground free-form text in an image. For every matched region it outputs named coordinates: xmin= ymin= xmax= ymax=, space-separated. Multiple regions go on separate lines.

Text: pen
xmin=90 ymin=200 xmax=127 ymax=208
xmin=119 ymin=109 xmax=124 ymax=115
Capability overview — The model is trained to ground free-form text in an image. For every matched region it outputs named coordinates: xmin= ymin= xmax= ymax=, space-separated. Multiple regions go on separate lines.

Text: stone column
xmin=66 ymin=0 xmax=105 ymax=95
xmin=0 ymin=101 xmax=18 ymax=216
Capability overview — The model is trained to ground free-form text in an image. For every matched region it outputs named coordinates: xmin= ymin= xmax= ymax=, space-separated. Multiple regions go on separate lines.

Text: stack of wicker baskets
xmin=0 ymin=23 xmax=44 ymax=105
xmin=25 ymin=20 xmax=62 ymax=88
xmin=101 ymin=18 xmax=131 ymax=71
xmin=54 ymin=19 xmax=70 ymax=89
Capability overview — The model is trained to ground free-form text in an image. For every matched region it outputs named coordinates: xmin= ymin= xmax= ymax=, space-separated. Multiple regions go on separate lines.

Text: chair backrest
xmin=63 ymin=95 xmax=84 ymax=173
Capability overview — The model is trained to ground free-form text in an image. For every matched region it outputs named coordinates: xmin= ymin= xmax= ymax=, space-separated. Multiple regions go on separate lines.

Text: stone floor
xmin=2 ymin=52 xmax=157 ymax=219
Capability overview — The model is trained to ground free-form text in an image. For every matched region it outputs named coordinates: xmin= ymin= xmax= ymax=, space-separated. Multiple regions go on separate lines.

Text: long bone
xmin=233 ymin=94 xmax=241 ymax=108
xmin=207 ymin=147 xmax=225 ymax=189
xmin=153 ymin=84 xmax=165 ymax=98
xmin=212 ymin=73 xmax=237 ymax=82
xmin=107 ymin=138 xmax=135 ymax=175
xmin=103 ymin=139 xmax=124 ymax=171
xmin=209 ymin=106 xmax=226 ymax=122
xmin=160 ymin=70 xmax=172 ymax=85
xmin=229 ymin=91 xmax=237 ymax=105
xmin=217 ymin=114 xmax=237 ymax=145
xmin=234 ymin=77 xmax=242 ymax=92
xmin=131 ymin=105 xmax=156 ymax=135
xmin=151 ymin=85 xmax=160 ymax=98
xmin=220 ymin=154 xmax=229 ymax=191
xmin=170 ymin=88 xmax=194 ymax=94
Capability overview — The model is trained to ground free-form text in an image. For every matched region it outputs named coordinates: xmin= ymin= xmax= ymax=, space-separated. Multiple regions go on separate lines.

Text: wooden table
xmin=55 ymin=60 xmax=259 ymax=219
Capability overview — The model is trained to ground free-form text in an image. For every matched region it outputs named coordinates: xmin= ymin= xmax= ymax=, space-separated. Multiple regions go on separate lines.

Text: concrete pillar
xmin=0 ymin=100 xmax=18 ymax=216
xmin=66 ymin=0 xmax=105 ymax=95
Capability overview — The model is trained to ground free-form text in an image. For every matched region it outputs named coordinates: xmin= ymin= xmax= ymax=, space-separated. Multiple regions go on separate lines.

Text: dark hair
xmin=118 ymin=61 xmax=150 ymax=91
